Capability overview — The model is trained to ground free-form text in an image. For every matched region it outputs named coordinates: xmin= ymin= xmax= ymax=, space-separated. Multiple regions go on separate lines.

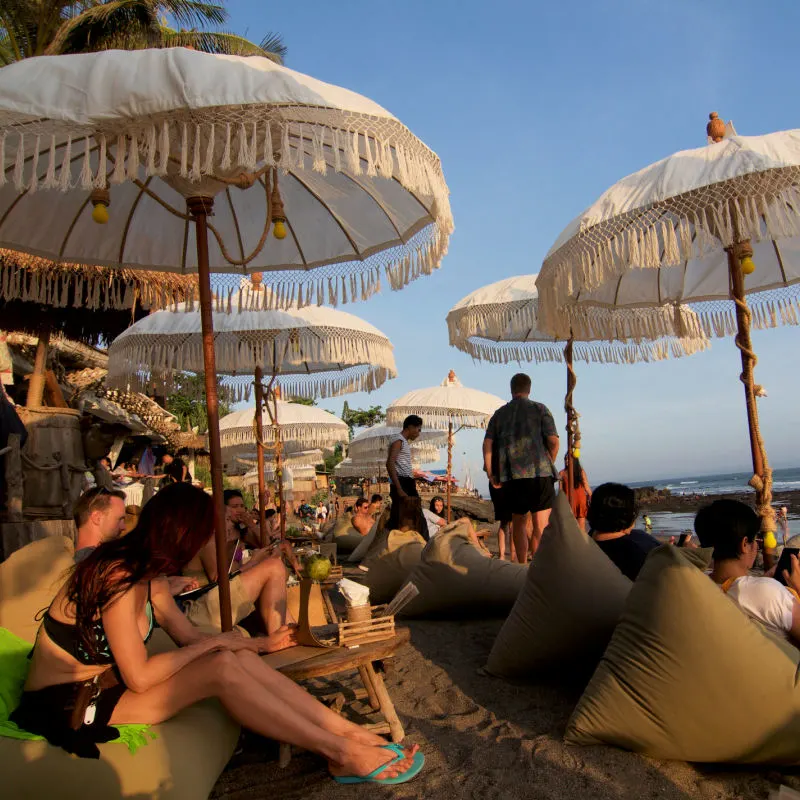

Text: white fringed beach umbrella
xmin=348 ymin=423 xmax=447 ymax=459
xmin=335 ymin=448 xmax=438 ymax=479
xmin=220 ymin=402 xmax=349 ymax=452
xmin=536 ymin=116 xmax=800 ymax=542
xmin=235 ymin=449 xmax=324 ymax=469
xmin=386 ymin=371 xmax=503 ymax=520
xmin=0 ymin=49 xmax=452 ymax=629
xmin=447 ymin=274 xmax=709 ymax=499
xmin=0 ymin=50 xmax=452 ymax=304
xmin=242 ymin=464 xmax=317 ymax=492
xmin=107 ymin=276 xmax=397 ymax=402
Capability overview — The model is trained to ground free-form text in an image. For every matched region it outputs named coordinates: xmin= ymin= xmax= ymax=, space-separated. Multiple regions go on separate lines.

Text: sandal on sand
xmin=333 ymin=744 xmax=425 ymax=785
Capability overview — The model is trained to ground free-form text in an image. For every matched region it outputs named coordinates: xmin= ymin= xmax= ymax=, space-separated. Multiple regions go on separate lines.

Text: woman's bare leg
xmin=497 ymin=524 xmax=506 ymax=560
xmin=110 ymin=650 xmax=414 ymax=779
xmin=234 ymin=650 xmax=385 ymax=746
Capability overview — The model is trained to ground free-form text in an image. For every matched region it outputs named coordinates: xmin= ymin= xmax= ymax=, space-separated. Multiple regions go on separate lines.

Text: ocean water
xmin=628 ymin=466 xmax=800 ymax=497
xmin=629 ymin=467 xmax=800 ymax=539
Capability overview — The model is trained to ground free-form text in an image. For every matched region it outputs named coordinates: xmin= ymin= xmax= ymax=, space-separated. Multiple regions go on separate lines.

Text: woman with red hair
xmin=12 ymin=483 xmax=422 ymax=784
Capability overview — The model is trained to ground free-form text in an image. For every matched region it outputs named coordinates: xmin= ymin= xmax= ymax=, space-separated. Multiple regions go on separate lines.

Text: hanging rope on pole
xmin=727 ymin=242 xmax=776 ymax=544
xmin=563 ymin=336 xmax=581 ymax=507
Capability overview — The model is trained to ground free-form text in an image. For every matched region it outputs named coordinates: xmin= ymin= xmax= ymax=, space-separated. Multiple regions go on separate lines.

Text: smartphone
xmin=774 ymin=547 xmax=799 ymax=585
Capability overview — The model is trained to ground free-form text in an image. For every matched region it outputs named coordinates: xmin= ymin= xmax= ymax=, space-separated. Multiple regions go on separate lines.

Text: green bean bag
xmin=565 ymin=544 xmax=800 ymax=764
xmin=402 ymin=525 xmax=527 ymax=618
xmin=361 ymin=530 xmax=426 ymax=604
xmin=0 ymin=536 xmax=240 ymax=800
xmin=486 ymin=492 xmax=633 ymax=679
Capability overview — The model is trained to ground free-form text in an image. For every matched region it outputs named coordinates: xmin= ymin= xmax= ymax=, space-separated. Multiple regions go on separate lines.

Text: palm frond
xmin=0 ymin=29 xmax=17 ymax=64
xmin=163 ymin=28 xmax=284 ymax=63
xmin=46 ymin=0 xmax=161 ymax=55
xmin=156 ymin=0 xmax=226 ymax=29
xmin=259 ymin=31 xmax=286 ymax=62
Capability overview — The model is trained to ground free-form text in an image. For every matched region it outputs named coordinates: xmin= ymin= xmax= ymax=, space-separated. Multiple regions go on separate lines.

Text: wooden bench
xmin=262 ymin=627 xmax=411 ymax=766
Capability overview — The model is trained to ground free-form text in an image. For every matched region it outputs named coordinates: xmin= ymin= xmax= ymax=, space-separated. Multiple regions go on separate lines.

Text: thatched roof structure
xmin=0 ymin=251 xmax=198 ymax=346
xmin=5 ymin=335 xmax=198 ymax=449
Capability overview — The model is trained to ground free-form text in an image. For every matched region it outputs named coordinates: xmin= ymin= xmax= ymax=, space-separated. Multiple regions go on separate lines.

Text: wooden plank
xmin=273 ymin=628 xmax=410 ymax=681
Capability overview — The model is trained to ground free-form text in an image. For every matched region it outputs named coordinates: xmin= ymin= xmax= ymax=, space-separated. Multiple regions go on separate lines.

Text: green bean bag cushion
xmin=361 ymin=530 xmax=426 ymax=604
xmin=0 ymin=535 xmax=240 ymax=800
xmin=486 ymin=492 xmax=633 ymax=679
xmin=402 ymin=525 xmax=527 ymax=618
xmin=565 ymin=544 xmax=800 ymax=764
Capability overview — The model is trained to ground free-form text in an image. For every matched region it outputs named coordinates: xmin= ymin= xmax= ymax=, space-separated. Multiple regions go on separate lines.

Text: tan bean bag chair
xmin=486 ymin=492 xmax=633 ymax=679
xmin=361 ymin=530 xmax=426 ymax=604
xmin=565 ymin=544 xmax=800 ymax=764
xmin=347 ymin=519 xmax=379 ymax=563
xmin=0 ymin=536 xmax=240 ymax=800
xmin=402 ymin=525 xmax=527 ymax=618
xmin=348 ymin=509 xmax=390 ymax=563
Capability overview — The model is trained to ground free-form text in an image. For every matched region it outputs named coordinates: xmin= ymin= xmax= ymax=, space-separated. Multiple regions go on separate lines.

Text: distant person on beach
xmin=386 ymin=415 xmax=423 ymax=529
xmin=483 ymin=372 xmax=559 ymax=563
xmin=350 ymin=498 xmax=374 ymax=536
xmin=643 ymin=514 xmax=653 ymax=533
xmin=423 ymin=496 xmax=448 ymax=539
xmin=558 ymin=456 xmax=592 ymax=532
xmin=316 ymin=502 xmax=328 ymax=524
xmin=11 ymin=483 xmax=424 ymax=783
xmin=588 ymin=483 xmax=660 ymax=581
xmin=696 ymin=499 xmax=800 ymax=645
xmin=369 ymin=494 xmax=384 ymax=517
xmin=779 ymin=506 xmax=790 ymax=545
xmin=160 ymin=452 xmax=190 ymax=484
xmin=74 ymin=487 xmax=127 ymax=563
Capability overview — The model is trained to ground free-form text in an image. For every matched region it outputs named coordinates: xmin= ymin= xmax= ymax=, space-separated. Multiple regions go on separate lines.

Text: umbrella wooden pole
xmin=189 ymin=196 xmax=233 ymax=632
xmin=253 ymin=366 xmax=268 ymax=547
xmin=563 ymin=337 xmax=579 ymax=508
xmin=727 ymin=246 xmax=776 ymax=543
xmin=446 ymin=421 xmax=453 ymax=523
xmin=26 ymin=321 xmax=51 ymax=409
xmin=273 ymin=390 xmax=286 ymax=541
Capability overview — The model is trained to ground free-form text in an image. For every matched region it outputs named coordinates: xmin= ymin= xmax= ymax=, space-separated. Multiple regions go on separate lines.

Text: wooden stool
xmin=263 ymin=628 xmax=410 ymax=767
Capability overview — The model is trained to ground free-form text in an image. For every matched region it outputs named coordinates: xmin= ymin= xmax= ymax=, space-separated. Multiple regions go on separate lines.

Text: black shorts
xmin=505 ymin=477 xmax=555 ymax=516
xmin=489 ymin=483 xmax=512 ymax=526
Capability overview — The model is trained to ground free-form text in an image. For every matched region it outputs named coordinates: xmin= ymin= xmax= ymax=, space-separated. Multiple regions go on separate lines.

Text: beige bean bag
xmin=486 ymin=492 xmax=633 ymax=679
xmin=347 ymin=519 xmax=379 ymax=563
xmin=361 ymin=530 xmax=426 ymax=604
xmin=565 ymin=544 xmax=800 ymax=764
xmin=0 ymin=536 xmax=240 ymax=800
xmin=402 ymin=525 xmax=527 ymax=618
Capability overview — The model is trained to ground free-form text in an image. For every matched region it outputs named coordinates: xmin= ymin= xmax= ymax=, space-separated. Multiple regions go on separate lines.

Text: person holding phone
xmin=695 ymin=499 xmax=800 ymax=645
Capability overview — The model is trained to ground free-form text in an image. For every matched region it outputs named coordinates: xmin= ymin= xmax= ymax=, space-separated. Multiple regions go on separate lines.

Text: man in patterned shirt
xmin=483 ymin=373 xmax=559 ymax=563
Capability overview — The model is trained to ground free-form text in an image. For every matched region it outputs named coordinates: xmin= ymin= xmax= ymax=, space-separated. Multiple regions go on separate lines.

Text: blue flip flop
xmin=333 ymin=743 xmax=425 ymax=785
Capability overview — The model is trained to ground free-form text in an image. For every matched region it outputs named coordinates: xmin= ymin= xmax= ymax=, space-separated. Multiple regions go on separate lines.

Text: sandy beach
xmin=212 ymin=616 xmax=799 ymax=799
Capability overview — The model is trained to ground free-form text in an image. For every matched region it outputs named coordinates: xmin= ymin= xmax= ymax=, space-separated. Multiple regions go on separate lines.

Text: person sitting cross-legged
xmin=10 ymin=483 xmax=424 ymax=783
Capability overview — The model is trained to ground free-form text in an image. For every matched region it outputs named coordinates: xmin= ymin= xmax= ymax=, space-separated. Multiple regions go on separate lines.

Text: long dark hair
xmin=67 ymin=483 xmax=214 ymax=660
xmin=571 ymin=458 xmax=584 ymax=491
xmin=429 ymin=496 xmax=445 ymax=515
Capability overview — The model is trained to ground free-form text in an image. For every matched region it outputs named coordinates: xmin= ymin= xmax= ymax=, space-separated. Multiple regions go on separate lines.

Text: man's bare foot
xmin=329 ymin=743 xmax=419 ymax=780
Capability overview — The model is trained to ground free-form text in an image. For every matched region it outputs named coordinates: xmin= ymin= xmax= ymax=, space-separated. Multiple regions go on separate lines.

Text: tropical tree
xmin=0 ymin=1 xmax=286 ymax=65
xmin=341 ymin=401 xmax=386 ymax=438
xmin=166 ymin=373 xmax=233 ymax=434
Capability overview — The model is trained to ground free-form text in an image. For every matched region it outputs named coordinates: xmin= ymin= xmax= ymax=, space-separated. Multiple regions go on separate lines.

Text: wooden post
xmin=188 ymin=196 xmax=233 ymax=632
xmin=274 ymin=391 xmax=286 ymax=540
xmin=5 ymin=433 xmax=23 ymax=522
xmin=727 ymin=246 xmax=775 ymax=542
xmin=446 ymin=421 xmax=453 ymax=523
xmin=254 ymin=366 xmax=269 ymax=547
xmin=26 ymin=323 xmax=51 ymax=409
xmin=563 ymin=337 xmax=577 ymax=508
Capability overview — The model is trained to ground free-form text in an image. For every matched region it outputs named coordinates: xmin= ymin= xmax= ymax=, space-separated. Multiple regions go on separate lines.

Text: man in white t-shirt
xmin=695 ymin=499 xmax=800 ymax=644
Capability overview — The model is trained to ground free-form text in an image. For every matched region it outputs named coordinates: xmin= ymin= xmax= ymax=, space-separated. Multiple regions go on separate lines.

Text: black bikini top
xmin=40 ymin=585 xmax=154 ymax=666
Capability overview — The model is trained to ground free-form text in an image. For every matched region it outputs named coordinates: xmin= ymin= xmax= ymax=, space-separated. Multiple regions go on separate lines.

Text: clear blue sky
xmin=225 ymin=0 xmax=800 ymax=488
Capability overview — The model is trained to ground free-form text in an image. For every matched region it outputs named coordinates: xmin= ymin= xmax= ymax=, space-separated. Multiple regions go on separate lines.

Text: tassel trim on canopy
xmin=537 ymin=171 xmax=800 ymax=331
xmin=219 ymin=421 xmax=348 ymax=451
xmin=384 ymin=406 xmax=493 ymax=431
xmin=0 ymin=254 xmax=195 ymax=311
